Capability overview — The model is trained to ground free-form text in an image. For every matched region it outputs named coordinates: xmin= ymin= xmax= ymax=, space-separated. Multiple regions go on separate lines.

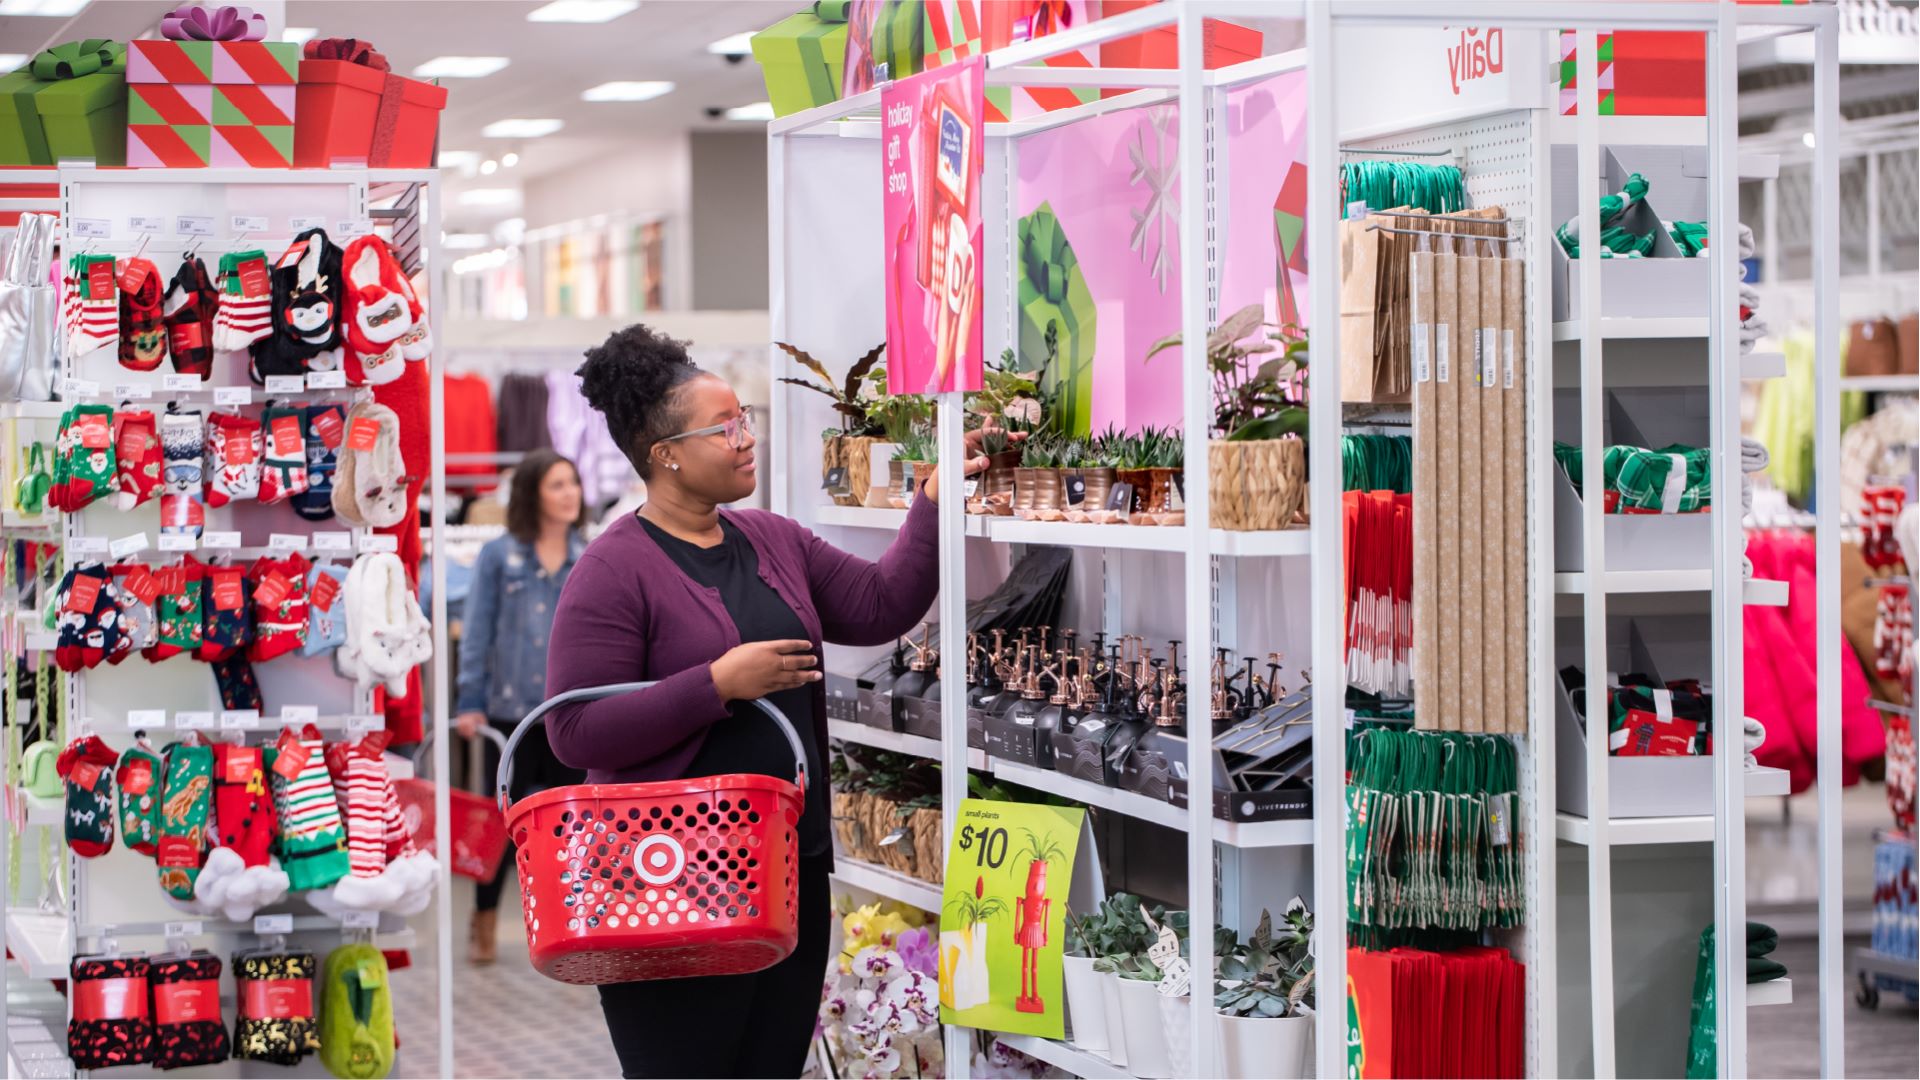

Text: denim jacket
xmin=456 ymin=532 xmax=584 ymax=721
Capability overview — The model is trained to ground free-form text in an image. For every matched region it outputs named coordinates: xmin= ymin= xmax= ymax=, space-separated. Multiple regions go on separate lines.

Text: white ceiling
xmin=3 ymin=0 xmax=794 ymax=229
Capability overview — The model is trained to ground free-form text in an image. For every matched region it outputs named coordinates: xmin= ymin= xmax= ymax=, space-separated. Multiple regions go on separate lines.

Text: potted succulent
xmin=777 ymin=341 xmax=885 ymax=507
xmin=1017 ymin=434 xmax=1068 ymax=518
xmin=1213 ymin=904 xmax=1315 ymax=1079
xmin=1062 ymin=911 xmax=1110 ymax=1054
xmin=974 ymin=427 xmax=1019 ymax=511
xmin=891 ymin=429 xmax=938 ymax=506
xmin=1147 ymin=306 xmax=1310 ymax=531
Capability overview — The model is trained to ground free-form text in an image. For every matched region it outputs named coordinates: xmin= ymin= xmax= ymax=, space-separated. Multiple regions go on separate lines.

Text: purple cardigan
xmin=543 ymin=498 xmax=940 ymax=784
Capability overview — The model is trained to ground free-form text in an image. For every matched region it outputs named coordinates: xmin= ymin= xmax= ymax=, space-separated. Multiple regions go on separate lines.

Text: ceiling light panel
xmin=0 ymin=0 xmax=91 ymax=15
xmin=581 ymin=80 xmax=675 ymax=103
xmin=281 ymin=27 xmax=317 ymax=45
xmin=707 ymin=32 xmax=755 ymax=56
xmin=725 ymin=101 xmax=775 ymax=122
xmin=481 ymin=118 xmax=563 ymax=138
xmin=526 ymin=0 xmax=637 ymax=23
xmin=412 ymin=56 xmax=510 ymax=79
xmin=458 ymin=188 xmax=521 ymax=207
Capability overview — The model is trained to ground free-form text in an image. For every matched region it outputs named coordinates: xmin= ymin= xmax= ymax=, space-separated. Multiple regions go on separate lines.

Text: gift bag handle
xmin=495 ymin=682 xmax=808 ymax=811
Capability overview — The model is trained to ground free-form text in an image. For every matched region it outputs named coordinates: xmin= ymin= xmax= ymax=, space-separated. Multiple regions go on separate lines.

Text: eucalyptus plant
xmin=1214 ymin=904 xmax=1316 ymax=1019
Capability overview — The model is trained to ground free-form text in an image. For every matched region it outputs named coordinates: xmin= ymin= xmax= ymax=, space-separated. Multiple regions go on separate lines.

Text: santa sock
xmin=294 ymin=404 xmax=345 ymax=522
xmin=204 ymin=411 xmax=262 ymax=508
xmin=331 ymin=403 xmax=408 ymax=528
xmin=258 ymin=407 xmax=310 ymax=505
xmin=149 ymin=953 xmax=229 ymax=1070
xmin=67 ymin=955 xmax=156 ymax=1070
xmin=196 ymin=564 xmax=252 ymax=663
xmin=251 ymin=228 xmax=343 ymax=381
xmin=340 ymin=235 xmax=413 ymax=387
xmin=269 ymin=725 xmax=350 ymax=892
xmin=54 ymin=562 xmax=120 ymax=672
xmin=116 ymin=741 xmax=165 ymax=858
xmin=212 ymin=654 xmax=263 ymax=711
xmin=144 ymin=558 xmax=205 ymax=662
xmin=162 ymin=256 xmax=218 ymax=380
xmin=155 ymin=742 xmax=213 ymax=900
xmin=107 ymin=561 xmax=161 ymax=664
xmin=232 ymin=951 xmax=321 ymax=1065
xmin=66 ymin=253 xmax=120 ymax=359
xmin=212 ymin=743 xmax=276 ymax=867
xmin=160 ymin=410 xmax=207 ymax=539
xmin=50 ymin=404 xmax=117 ymax=513
xmin=118 ymin=256 xmax=167 ymax=372
xmin=212 ymin=249 xmax=273 ymax=353
xmin=247 ymin=553 xmax=309 ymax=661
xmin=301 ymin=562 xmax=348 ymax=657
xmin=111 ymin=409 xmax=163 ymax=511
xmin=56 ymin=734 xmax=119 ymax=858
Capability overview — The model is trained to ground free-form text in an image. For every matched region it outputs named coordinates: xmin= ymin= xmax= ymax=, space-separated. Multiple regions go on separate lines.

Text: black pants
xmin=475 ymin=717 xmax=584 ymax=912
xmin=597 ymin=852 xmax=832 ymax=1078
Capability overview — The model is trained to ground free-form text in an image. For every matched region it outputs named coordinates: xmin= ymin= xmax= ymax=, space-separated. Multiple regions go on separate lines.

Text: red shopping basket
xmin=497 ymin=682 xmax=807 ymax=986
xmin=396 ymin=726 xmax=509 ymax=882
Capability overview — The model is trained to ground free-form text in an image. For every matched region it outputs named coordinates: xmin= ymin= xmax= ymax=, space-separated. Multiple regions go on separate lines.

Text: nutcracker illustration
xmin=1012 ymin=828 xmax=1068 ymax=1014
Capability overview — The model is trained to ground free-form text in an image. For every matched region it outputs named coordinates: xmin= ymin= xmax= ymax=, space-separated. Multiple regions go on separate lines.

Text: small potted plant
xmin=1213 ymin=904 xmax=1315 ymax=1079
xmin=869 ymin=394 xmax=935 ymax=508
xmin=1089 ymin=893 xmax=1150 ymax=1067
xmin=777 ymin=341 xmax=885 ymax=507
xmin=890 ymin=429 xmax=939 ymax=506
xmin=1062 ymin=911 xmax=1110 ymax=1054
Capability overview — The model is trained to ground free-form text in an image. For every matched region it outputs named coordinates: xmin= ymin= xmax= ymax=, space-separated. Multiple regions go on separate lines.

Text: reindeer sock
xmin=118 ymin=256 xmax=167 ymax=371
xmin=57 ymin=734 xmax=119 ymax=858
xmin=250 ymin=228 xmax=343 ymax=381
xmin=212 ymin=249 xmax=272 ymax=353
xmin=258 ymin=407 xmax=309 ymax=505
xmin=155 ymin=742 xmax=213 ymax=900
xmin=162 ymin=256 xmax=218 ymax=380
xmin=116 ymin=742 xmax=165 ymax=857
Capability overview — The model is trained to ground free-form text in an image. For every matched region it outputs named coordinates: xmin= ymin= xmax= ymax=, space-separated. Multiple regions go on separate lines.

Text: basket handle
xmin=495 ymin=682 xmax=808 ymax=812
xmin=413 ymin=723 xmax=507 ymax=781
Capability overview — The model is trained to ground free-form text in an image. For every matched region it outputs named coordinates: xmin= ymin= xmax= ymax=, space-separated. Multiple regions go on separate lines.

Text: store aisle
xmin=1748 ymin=935 xmax=1917 ymax=1079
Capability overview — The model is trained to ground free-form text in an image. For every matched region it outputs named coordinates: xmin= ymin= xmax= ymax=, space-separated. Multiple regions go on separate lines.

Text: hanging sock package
xmin=53 ymin=561 xmax=122 ymax=672
xmin=162 ymin=255 xmax=218 ymax=380
xmin=213 ymin=654 xmax=264 ymax=712
xmin=269 ymin=725 xmax=351 ymax=892
xmin=150 ymin=951 xmax=230 ymax=1070
xmin=213 ymin=249 xmax=274 ymax=353
xmin=155 ymin=741 xmax=213 ymax=901
xmin=112 ymin=408 xmax=163 ymax=510
xmin=57 ymin=733 xmax=119 ymax=858
xmin=302 ymin=561 xmax=348 ymax=656
xmin=205 ymin=411 xmax=264 ymax=507
xmin=116 ymin=739 xmax=165 ymax=858
xmin=330 ymin=403 xmax=408 ymax=528
xmin=295 ymin=403 xmax=346 ymax=522
xmin=119 ymin=255 xmax=168 ymax=371
xmin=108 ymin=559 xmax=162 ymax=663
xmin=251 ymin=228 xmax=344 ymax=382
xmin=340 ymin=235 xmax=418 ymax=387
xmin=314 ymin=732 xmax=435 ymax=917
xmin=196 ymin=563 xmax=253 ymax=663
xmin=232 ymin=950 xmax=322 ymax=1066
xmin=68 ymin=954 xmax=156 ymax=1070
xmin=248 ymin=552 xmax=310 ymax=661
xmin=160 ymin=408 xmax=207 ymax=538
xmin=145 ymin=558 xmax=206 ymax=662
xmin=66 ymin=252 xmax=120 ymax=358
xmin=259 ymin=406 xmax=312 ymax=505
xmin=50 ymin=403 xmax=117 ymax=513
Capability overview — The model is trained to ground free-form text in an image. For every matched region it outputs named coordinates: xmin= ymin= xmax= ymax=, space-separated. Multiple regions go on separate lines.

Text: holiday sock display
xmin=251 ymin=228 xmax=343 ymax=380
xmin=57 ymin=734 xmax=119 ymax=857
xmin=212 ymin=249 xmax=274 ymax=353
xmin=108 ymin=560 xmax=162 ymax=663
xmin=155 ymin=742 xmax=213 ymax=900
xmin=54 ymin=561 xmax=121 ymax=672
xmin=330 ymin=403 xmax=408 ymax=528
xmin=65 ymin=253 xmax=120 ymax=358
xmin=212 ymin=742 xmax=276 ymax=867
xmin=50 ymin=404 xmax=117 ymax=513
xmin=269 ymin=726 xmax=350 ymax=891
xmin=116 ymin=740 xmax=165 ymax=858
xmin=232 ymin=950 xmax=322 ymax=1065
xmin=205 ymin=411 xmax=263 ymax=508
xmin=149 ymin=952 xmax=229 ymax=1070
xmin=212 ymin=654 xmax=263 ymax=711
xmin=248 ymin=553 xmax=310 ymax=661
xmin=119 ymin=256 xmax=168 ymax=371
xmin=162 ymin=255 xmax=218 ymax=380
xmin=259 ymin=406 xmax=311 ymax=505
xmin=318 ymin=942 xmax=396 ymax=1080
xmin=112 ymin=409 xmax=163 ymax=510
xmin=196 ymin=563 xmax=252 ymax=663
xmin=145 ymin=558 xmax=205 ymax=662
xmin=160 ymin=409 xmax=207 ymax=538
xmin=339 ymin=235 xmax=415 ymax=387
xmin=294 ymin=404 xmax=346 ymax=522
xmin=68 ymin=954 xmax=156 ymax=1070
xmin=302 ymin=561 xmax=348 ymax=657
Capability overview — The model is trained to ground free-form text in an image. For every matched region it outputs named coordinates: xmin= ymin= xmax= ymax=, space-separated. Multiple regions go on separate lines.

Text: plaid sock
xmin=119 ymin=256 xmax=167 ymax=371
xmin=163 ymin=256 xmax=219 ymax=380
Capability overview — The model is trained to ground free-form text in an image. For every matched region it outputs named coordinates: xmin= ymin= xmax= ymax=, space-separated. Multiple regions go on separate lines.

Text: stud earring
xmin=669 ymin=462 xmax=681 ymax=471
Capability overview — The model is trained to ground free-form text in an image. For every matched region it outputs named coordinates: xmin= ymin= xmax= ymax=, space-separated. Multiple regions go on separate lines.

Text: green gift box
xmin=1017 ymin=203 xmax=1098 ymax=437
xmin=751 ymin=10 xmax=849 ymax=117
xmin=860 ymin=0 xmax=925 ymax=86
xmin=0 ymin=40 xmax=128 ymax=166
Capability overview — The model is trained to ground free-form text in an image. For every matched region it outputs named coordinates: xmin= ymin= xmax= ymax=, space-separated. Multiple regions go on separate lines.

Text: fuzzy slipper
xmin=330 ymin=403 xmax=408 ymax=528
xmin=335 ymin=552 xmax=431 ymax=697
xmin=250 ymin=228 xmax=343 ymax=381
xmin=339 ymin=235 xmax=413 ymax=387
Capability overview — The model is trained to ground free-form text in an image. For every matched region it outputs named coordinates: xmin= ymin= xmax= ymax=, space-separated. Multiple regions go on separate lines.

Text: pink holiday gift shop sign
xmin=884 ymin=55 xmax=985 ymax=396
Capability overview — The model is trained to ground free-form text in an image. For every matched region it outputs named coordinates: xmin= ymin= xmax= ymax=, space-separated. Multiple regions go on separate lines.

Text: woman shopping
xmin=544 ymin=324 xmax=996 ymax=1078
xmin=455 ymin=449 xmax=589 ymax=965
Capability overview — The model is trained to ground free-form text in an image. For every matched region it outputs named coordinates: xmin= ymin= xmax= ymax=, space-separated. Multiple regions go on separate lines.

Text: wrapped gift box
xmin=924 ymin=0 xmax=1097 ymax=120
xmin=1097 ymin=0 xmax=1262 ymax=97
xmin=841 ymin=0 xmax=925 ymax=95
xmin=294 ymin=42 xmax=446 ymax=168
xmin=1559 ymin=30 xmax=1705 ymax=116
xmin=0 ymin=41 xmax=128 ymax=166
xmin=127 ymin=39 xmax=299 ymax=167
xmin=1016 ymin=204 xmax=1097 ymax=436
xmin=751 ymin=9 xmax=850 ymax=118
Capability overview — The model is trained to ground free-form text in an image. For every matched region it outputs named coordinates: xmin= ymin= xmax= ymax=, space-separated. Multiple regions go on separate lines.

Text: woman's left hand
xmin=924 ymin=427 xmax=1025 ymax=504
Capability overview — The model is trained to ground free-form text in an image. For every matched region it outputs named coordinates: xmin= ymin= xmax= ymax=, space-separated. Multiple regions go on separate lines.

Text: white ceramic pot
xmin=1213 ymin=1011 xmax=1313 ymax=1080
xmin=1115 ymin=977 xmax=1175 ymax=1078
xmin=1157 ymin=993 xmax=1193 ymax=1076
xmin=1099 ymin=972 xmax=1130 ymax=1068
xmin=1062 ymin=956 xmax=1109 ymax=1053
xmin=864 ymin=442 xmax=899 ymax=508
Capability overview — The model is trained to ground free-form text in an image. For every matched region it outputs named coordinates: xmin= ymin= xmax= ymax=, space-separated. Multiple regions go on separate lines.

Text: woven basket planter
xmin=908 ymin=808 xmax=944 ymax=884
xmin=1209 ymin=438 xmax=1306 ymax=531
xmin=821 ymin=436 xmax=854 ymax=506
xmin=865 ymin=796 xmax=917 ymax=874
xmin=833 ymin=792 xmax=873 ymax=861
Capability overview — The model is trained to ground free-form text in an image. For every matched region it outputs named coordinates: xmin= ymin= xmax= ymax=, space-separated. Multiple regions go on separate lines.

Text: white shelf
xmin=815 ymin=504 xmax=911 ymax=530
xmin=1840 ymin=375 xmax=1917 ymax=394
xmin=1553 ymin=571 xmax=1788 ymax=606
xmin=831 ymin=856 xmax=942 ymax=913
xmin=1746 ymin=765 xmax=1791 ymax=799
xmin=828 ymin=718 xmax=988 ymax=769
xmin=988 ymin=759 xmax=1310 ymax=848
xmin=1748 ymin=977 xmax=1792 ymax=1007
xmin=1209 ymin=527 xmax=1312 ymax=558
xmin=1743 ymin=352 xmax=1786 ymax=381
xmin=1553 ymin=317 xmax=1709 ymax=342
xmin=1557 ymin=811 xmax=1714 ymax=846
xmin=1548 ymin=113 xmax=1706 ymax=147
xmin=812 ymin=506 xmax=1310 ymax=557
xmin=22 ymin=790 xmax=62 ymax=827
xmin=991 ymin=1033 xmax=1134 ymax=1080
xmin=5 ymin=910 xmax=71 ymax=981
xmin=986 ymin=518 xmax=1190 ymax=552
xmin=1854 ymin=946 xmax=1918 ymax=983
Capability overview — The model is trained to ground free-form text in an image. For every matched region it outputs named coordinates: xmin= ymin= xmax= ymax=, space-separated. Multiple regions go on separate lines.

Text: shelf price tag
xmin=264 ymin=375 xmax=306 ymax=394
xmin=357 ymin=533 xmax=398 ymax=554
xmin=213 ymin=386 xmax=252 ymax=407
xmin=109 ymin=533 xmax=150 ymax=559
xmin=158 ymin=534 xmax=197 ymax=552
xmin=253 ymin=914 xmax=294 ymax=935
xmin=219 ymin=710 xmax=261 ymax=731
xmin=336 ymin=218 xmax=374 ymax=238
xmin=175 ymin=215 xmax=215 ymax=236
xmin=231 ymin=215 xmax=269 ymax=233
xmin=129 ymin=216 xmax=165 ymax=234
xmin=161 ymin=374 xmax=201 ymax=393
xmin=937 ymin=799 xmax=1089 ymax=1038
xmin=339 ymin=911 xmax=381 ymax=930
xmin=346 ymin=714 xmax=383 ymax=734
xmin=268 ymin=533 xmax=306 ymax=551
xmin=70 ymin=218 xmax=111 ymax=239
xmin=62 ymin=376 xmax=101 ymax=397
xmin=306 ymin=370 xmax=347 ymax=390
xmin=127 ymin=709 xmax=167 ymax=731
xmin=71 ymin=536 xmax=109 ymax=555
xmin=200 ymin=531 xmax=241 ymax=550
xmin=280 ymin=704 xmax=319 ymax=725
xmin=311 ymin=531 xmax=352 ymax=552
xmin=288 ymin=215 xmax=325 ymax=233
xmin=113 ymin=382 xmax=153 ymax=401
xmin=164 ymin=921 xmax=203 ymax=938
xmin=176 ymin=711 xmax=214 ymax=731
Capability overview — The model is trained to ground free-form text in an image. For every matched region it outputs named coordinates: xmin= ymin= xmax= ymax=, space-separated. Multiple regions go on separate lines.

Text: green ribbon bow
xmin=1019 ymin=207 xmax=1077 ymax=305
xmin=813 ymin=0 xmax=851 ymax=22
xmin=30 ymin=39 xmax=124 ymax=81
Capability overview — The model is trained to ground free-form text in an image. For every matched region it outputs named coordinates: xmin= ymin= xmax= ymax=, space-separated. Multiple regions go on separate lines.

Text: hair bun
xmin=574 ymin=323 xmax=703 ymax=479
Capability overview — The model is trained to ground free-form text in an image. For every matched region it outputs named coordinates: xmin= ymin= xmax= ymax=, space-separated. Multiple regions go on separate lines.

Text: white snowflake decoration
xmin=1129 ymin=105 xmax=1180 ymax=293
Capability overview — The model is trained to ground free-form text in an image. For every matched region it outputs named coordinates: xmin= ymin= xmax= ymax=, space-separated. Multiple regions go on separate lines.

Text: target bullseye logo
xmin=634 ymin=834 xmax=686 ymax=885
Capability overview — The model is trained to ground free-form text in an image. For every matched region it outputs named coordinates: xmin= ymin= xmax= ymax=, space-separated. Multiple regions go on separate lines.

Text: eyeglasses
xmin=657 ymin=406 xmax=754 ymax=452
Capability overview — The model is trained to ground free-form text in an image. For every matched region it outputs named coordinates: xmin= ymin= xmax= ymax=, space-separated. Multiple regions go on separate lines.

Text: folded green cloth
xmin=1746 ymin=920 xmax=1779 ymax=959
xmin=1688 ymin=922 xmax=1789 ymax=1078
xmin=1748 ymin=956 xmax=1788 ymax=983
xmin=1554 ymin=442 xmax=1712 ymax=513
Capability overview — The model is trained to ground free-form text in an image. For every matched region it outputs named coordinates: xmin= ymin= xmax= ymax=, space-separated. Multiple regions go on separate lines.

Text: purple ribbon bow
xmin=160 ymin=4 xmax=268 ymax=42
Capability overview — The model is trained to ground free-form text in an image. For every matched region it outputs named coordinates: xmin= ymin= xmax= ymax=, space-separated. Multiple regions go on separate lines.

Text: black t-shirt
xmin=641 ymin=516 xmax=829 ymax=855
